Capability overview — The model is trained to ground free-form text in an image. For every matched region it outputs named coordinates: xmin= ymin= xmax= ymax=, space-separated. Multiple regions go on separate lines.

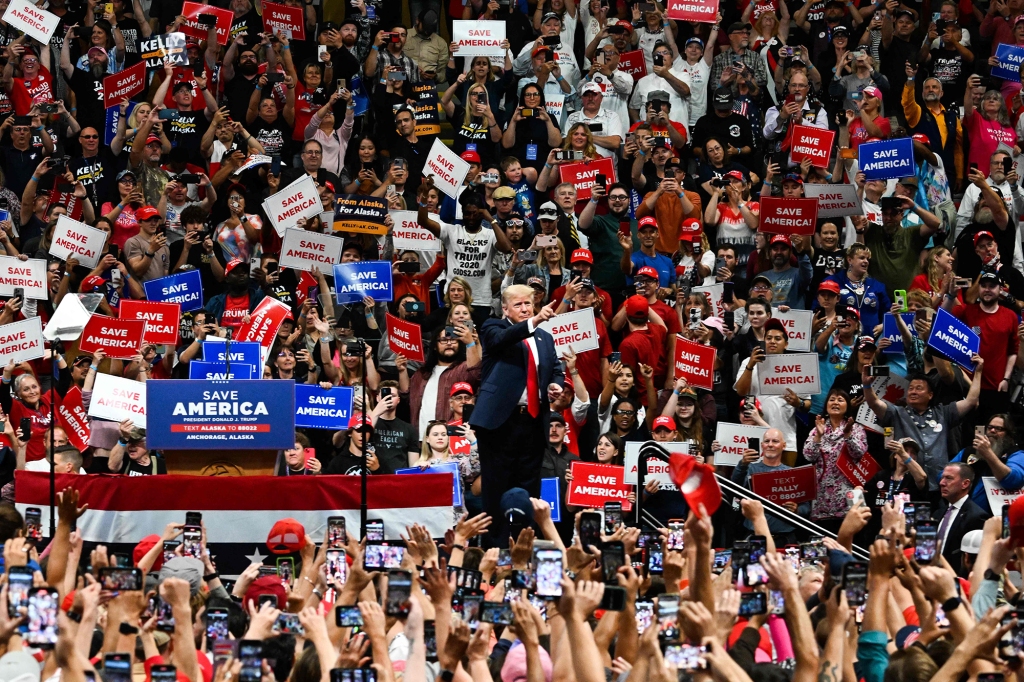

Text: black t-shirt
xmin=230 ymin=9 xmax=262 ymax=49
xmin=167 ymin=240 xmax=223 ymax=298
xmin=880 ymin=35 xmax=920 ymax=100
xmin=0 ymin=145 xmax=42 ymax=198
xmin=324 ymin=438 xmax=379 ymax=475
xmin=224 ymin=73 xmax=260 ymax=124
xmin=68 ymin=69 xmax=105 ymax=132
xmin=810 ymin=247 xmax=846 ymax=297
xmin=451 ymin=104 xmax=496 ymax=168
xmin=928 ymin=46 xmax=968 ymax=108
xmin=120 ymin=454 xmax=168 ymax=476
xmin=117 ymin=17 xmax=144 ymax=66
xmin=70 ymin=149 xmax=119 ymax=208
xmin=505 ymin=118 xmax=552 ymax=175
xmin=167 ymin=108 xmax=209 ymax=153
xmin=954 ymin=221 xmax=1018 ymax=281
xmin=248 ymin=114 xmax=293 ymax=160
xmin=691 ymin=113 xmax=756 ymax=167
xmin=371 ymin=416 xmax=418 ymax=474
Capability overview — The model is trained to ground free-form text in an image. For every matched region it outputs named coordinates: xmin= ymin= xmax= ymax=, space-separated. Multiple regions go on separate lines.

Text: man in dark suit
xmin=470 ymin=285 xmax=564 ymax=541
xmin=936 ymin=462 xmax=990 ymax=577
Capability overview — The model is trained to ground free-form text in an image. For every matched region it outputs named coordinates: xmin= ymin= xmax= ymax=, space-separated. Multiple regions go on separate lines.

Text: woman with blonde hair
xmin=535 ymin=124 xmax=599 ymax=192
xmin=415 ymin=420 xmax=481 ymax=518
xmin=441 ymin=76 xmax=503 ymax=168
xmin=511 ymin=238 xmax=569 ymax=301
xmin=425 ymin=276 xmax=488 ymax=331
xmin=909 ymin=246 xmax=956 ymax=308
xmin=963 ymin=77 xmax=1017 ymax=171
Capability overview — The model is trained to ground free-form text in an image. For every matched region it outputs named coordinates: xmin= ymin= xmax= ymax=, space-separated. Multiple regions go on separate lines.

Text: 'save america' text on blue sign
xmin=202 ymin=341 xmax=262 ymax=368
xmin=144 ymin=270 xmax=204 ymax=312
xmin=188 ymin=361 xmax=256 ymax=380
xmin=881 ymin=312 xmax=917 ymax=355
xmin=858 ymin=138 xmax=914 ymax=180
xmin=994 ymin=43 xmax=1024 ymax=82
xmin=294 ymin=384 xmax=353 ymax=430
xmin=333 ymin=261 xmax=393 ymax=304
xmin=926 ymin=308 xmax=980 ymax=371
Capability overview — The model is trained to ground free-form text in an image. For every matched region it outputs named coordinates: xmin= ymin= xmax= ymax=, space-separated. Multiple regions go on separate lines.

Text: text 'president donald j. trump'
xmin=469 ymin=284 xmax=564 ymax=541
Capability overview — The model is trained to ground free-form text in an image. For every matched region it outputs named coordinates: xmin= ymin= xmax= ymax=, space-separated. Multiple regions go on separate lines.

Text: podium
xmin=162 ymin=450 xmax=280 ymax=476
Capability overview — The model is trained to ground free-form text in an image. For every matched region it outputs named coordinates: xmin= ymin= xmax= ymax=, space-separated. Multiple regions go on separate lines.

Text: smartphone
xmin=1001 ymin=611 xmax=1024 ymax=658
xmin=536 ymin=235 xmax=558 ymax=248
xmin=480 ymin=601 xmax=514 ymax=625
xmin=521 ymin=108 xmax=534 ymax=117
xmin=653 ymin=52 xmax=664 ymax=67
xmin=364 ymin=541 xmax=405 ymax=570
xmin=8 ymin=566 xmax=32 ymax=618
xmin=19 ymin=417 xmax=31 ymax=442
xmin=602 ymin=541 xmax=625 ymax=584
xmin=456 ymin=593 xmax=482 ymax=630
xmin=667 ymin=520 xmax=684 ymax=551
xmin=366 ymin=519 xmax=384 ymax=541
xmin=510 ymin=568 xmax=535 ymax=591
xmin=663 ymin=644 xmax=707 ymax=671
xmin=275 ymin=612 xmax=304 ymax=635
xmin=424 ymin=621 xmax=437 ymax=662
xmin=979 ymin=674 xmax=1006 ymax=682
xmin=24 ymin=507 xmax=41 ymax=541
xmin=657 ymin=595 xmax=679 ymax=640
xmin=748 ymin=437 xmax=760 ymax=453
xmin=579 ymin=511 xmax=602 ymax=550
xmin=739 ymin=592 xmax=767 ymax=616
xmin=385 ymin=570 xmax=412 ymax=617
xmin=163 ymin=541 xmax=180 ymax=564
xmin=257 ymin=593 xmax=277 ymax=608
xmin=151 ymin=665 xmax=176 ymax=682
xmin=318 ymin=45 xmax=329 ymax=62
xmin=769 ymin=589 xmax=785 ymax=615
xmin=238 ymin=640 xmax=264 ymax=682
xmin=327 ymin=516 xmax=347 ymax=548
xmin=325 ymin=549 xmax=348 ymax=585
xmin=534 ymin=549 xmax=563 ymax=598
xmin=713 ymin=549 xmax=731 ymax=573
xmin=867 ymin=365 xmax=890 ymax=377
xmin=599 ymin=585 xmax=626 ymax=611
xmin=206 ymin=608 xmax=229 ymax=641
xmin=842 ymin=561 xmax=868 ymax=606
xmin=609 ymin=351 xmax=621 ymax=365
xmin=270 ymin=155 xmax=282 ymax=176
xmin=894 ymin=289 xmax=907 ymax=311
xmin=603 ymin=502 xmax=622 ymax=534
xmin=103 ymin=654 xmax=132 ymax=682
xmin=156 ymin=597 xmax=175 ymax=632
xmin=1004 ymin=502 xmax=1011 ymax=539
xmin=99 ymin=567 xmax=142 ymax=591
xmin=496 ymin=549 xmax=512 ymax=568
xmin=646 ymin=542 xmax=664 ymax=575
xmin=182 ymin=525 xmax=202 ymax=558
xmin=915 ymin=521 xmax=938 ymax=563
xmin=915 ymin=502 xmax=931 ymax=526
xmin=635 ymin=600 xmax=654 ymax=634
xmin=336 ymin=605 xmax=363 ymax=627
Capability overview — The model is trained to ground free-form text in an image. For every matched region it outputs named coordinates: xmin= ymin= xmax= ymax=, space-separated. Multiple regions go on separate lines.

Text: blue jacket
xmin=821 ymin=271 xmax=890 ymax=332
xmin=950 ymin=447 xmax=1024 ymax=513
xmin=469 ymin=318 xmax=563 ymax=430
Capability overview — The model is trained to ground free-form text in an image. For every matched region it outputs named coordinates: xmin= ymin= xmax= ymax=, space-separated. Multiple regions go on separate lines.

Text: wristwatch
xmin=984 ymin=568 xmax=1001 ymax=582
xmin=941 ymin=596 xmax=962 ymax=612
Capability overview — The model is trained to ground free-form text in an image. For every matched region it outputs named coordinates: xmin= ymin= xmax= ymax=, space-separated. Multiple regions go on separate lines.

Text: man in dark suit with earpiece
xmin=470 ymin=284 xmax=564 ymax=540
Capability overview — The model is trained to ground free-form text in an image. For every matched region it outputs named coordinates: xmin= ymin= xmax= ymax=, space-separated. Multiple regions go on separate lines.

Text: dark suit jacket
xmin=937 ymin=497 xmax=990 ymax=575
xmin=469 ymin=317 xmax=564 ymax=430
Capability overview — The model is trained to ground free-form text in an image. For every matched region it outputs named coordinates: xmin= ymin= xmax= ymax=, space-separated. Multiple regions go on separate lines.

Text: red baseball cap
xmin=224 ymin=259 xmax=247 ymax=276
xmin=244 ymin=575 xmax=288 ymax=612
xmin=974 ymin=230 xmax=995 ymax=246
xmin=911 ymin=133 xmax=930 ymax=144
xmin=669 ymin=453 xmax=722 ymax=515
xmin=136 ymin=205 xmax=160 ymax=221
xmin=679 ymin=218 xmax=701 ymax=241
xmin=625 ymin=294 xmax=649 ymax=317
xmin=763 ymin=318 xmax=788 ymax=339
xmin=459 ymin=150 xmax=481 ymax=164
xmin=145 ymin=135 xmax=162 ymax=146
xmin=637 ymin=216 xmax=658 ymax=231
xmin=348 ymin=413 xmax=374 ymax=431
xmin=635 ymin=266 xmax=659 ymax=281
xmin=769 ymin=234 xmax=792 ymax=247
xmin=266 ymin=518 xmax=306 ymax=554
xmin=818 ymin=280 xmax=841 ymax=294
xmin=80 ymin=275 xmax=106 ymax=292
xmin=1008 ymin=493 xmax=1024 ymax=547
xmin=134 ymin=534 xmax=163 ymax=571
xmin=861 ymin=86 xmax=882 ymax=100
xmin=450 ymin=382 xmax=474 ymax=396
xmin=570 ymin=249 xmax=593 ymax=264
xmin=653 ymin=416 xmax=676 ymax=431
xmin=324 ymin=181 xmax=335 ymax=193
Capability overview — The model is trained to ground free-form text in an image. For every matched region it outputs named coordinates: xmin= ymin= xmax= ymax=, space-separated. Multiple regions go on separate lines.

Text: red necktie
xmin=526 ymin=342 xmax=540 ymax=418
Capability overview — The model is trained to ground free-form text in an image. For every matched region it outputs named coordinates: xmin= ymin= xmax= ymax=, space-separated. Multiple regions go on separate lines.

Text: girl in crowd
xmin=441 ymin=77 xmax=503 ymax=167
xmin=102 ymin=170 xmax=147 ymax=248
xmin=214 ymin=183 xmax=263 ymax=263
xmin=599 ymin=362 xmax=644 ymax=434
xmin=305 ymin=87 xmax=354 ymax=178
xmin=501 ymin=83 xmax=563 ymax=179
xmin=416 ymin=420 xmax=481 ymax=519
xmin=595 ymin=432 xmax=624 ymax=466
xmin=659 ymin=383 xmax=713 ymax=461
xmin=910 ymin=246 xmax=957 ymax=309
xmin=341 ymin=137 xmax=386 ymax=195
xmin=536 ymin=124 xmax=600 ymax=192
xmin=514 ymin=238 xmax=569 ymax=299
xmin=425 ymin=277 xmax=488 ymax=332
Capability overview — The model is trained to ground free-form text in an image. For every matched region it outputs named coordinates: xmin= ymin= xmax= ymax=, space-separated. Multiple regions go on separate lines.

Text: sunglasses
xmin=614 ymin=409 xmax=636 ymax=416
xmin=80 ymin=134 xmax=99 ymax=139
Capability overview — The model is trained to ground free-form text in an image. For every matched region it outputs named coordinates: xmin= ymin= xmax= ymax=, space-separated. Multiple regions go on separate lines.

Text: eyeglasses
xmin=609 ymin=195 xmax=629 ymax=201
xmin=303 ymin=149 xmax=322 ymax=156
xmin=119 ymin=177 xmax=136 ymax=184
xmin=751 ymin=284 xmax=770 ymax=291
xmin=22 ymin=58 xmax=37 ymax=64
xmin=80 ymin=134 xmax=98 ymax=139
xmin=438 ymin=338 xmax=459 ymax=345
xmin=523 ymin=91 xmax=541 ymax=97
xmin=987 ymin=424 xmax=1008 ymax=433
xmin=614 ymin=409 xmax=636 ymax=416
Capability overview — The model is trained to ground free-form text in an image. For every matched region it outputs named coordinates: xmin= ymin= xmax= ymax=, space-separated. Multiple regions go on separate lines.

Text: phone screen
xmin=182 ymin=526 xmax=202 ymax=558
xmin=366 ymin=519 xmax=384 ymax=541
xmin=580 ymin=512 xmax=601 ymax=550
xmin=386 ymin=571 xmax=412 ymax=616
xmin=336 ymin=605 xmax=363 ymax=627
xmin=667 ymin=521 xmax=684 ymax=551
xmin=842 ymin=562 xmax=868 ymax=605
xmin=239 ymin=641 xmax=263 ymax=682
xmin=602 ymin=542 xmax=625 ymax=583
xmin=915 ymin=522 xmax=938 ymax=563
xmin=104 ymin=655 xmax=132 ymax=682
xmin=8 ymin=568 xmax=32 ymax=618
xmin=24 ymin=507 xmax=42 ymax=541
xmin=534 ymin=549 xmax=563 ymax=597
xmin=326 ymin=549 xmax=348 ymax=585
xmin=603 ymin=502 xmax=622 ymax=533
xmin=739 ymin=592 xmax=767 ymax=616
xmin=657 ymin=596 xmax=679 ymax=639
xmin=23 ymin=588 xmax=58 ymax=648
xmin=206 ymin=609 xmax=229 ymax=641
xmin=635 ymin=600 xmax=654 ymax=634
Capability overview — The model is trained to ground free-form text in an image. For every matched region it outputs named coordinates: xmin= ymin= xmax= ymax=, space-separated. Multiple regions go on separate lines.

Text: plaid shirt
xmin=710 ymin=47 xmax=769 ymax=91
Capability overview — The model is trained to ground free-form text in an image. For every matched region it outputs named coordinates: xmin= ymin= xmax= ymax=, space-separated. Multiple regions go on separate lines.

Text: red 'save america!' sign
xmin=103 ymin=61 xmax=146 ymax=109
xmin=673 ymin=336 xmax=716 ymax=391
xmin=57 ymin=386 xmax=90 ymax=452
xmin=789 ymin=125 xmax=835 ymax=168
xmin=78 ymin=314 xmax=147 ymax=360
xmin=666 ymin=0 xmax=719 ymax=22
xmin=118 ymin=300 xmax=181 ymax=346
xmin=558 ymin=157 xmax=616 ymax=202
xmin=758 ymin=196 xmax=818 ymax=236
xmin=386 ymin=313 xmax=425 ymax=363
xmin=565 ymin=461 xmax=633 ymax=510
xmin=618 ymin=50 xmax=647 ymax=81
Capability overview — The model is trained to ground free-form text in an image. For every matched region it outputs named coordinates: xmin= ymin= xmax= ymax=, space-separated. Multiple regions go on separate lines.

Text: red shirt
xmin=220 ymin=294 xmax=250 ymax=331
xmin=619 ymin=324 xmax=668 ymax=401
xmin=11 ymin=67 xmax=53 ymax=115
xmin=549 ymin=285 xmax=613 ymax=321
xmin=848 ymin=116 xmax=891 ymax=150
xmin=293 ymin=81 xmax=317 ymax=141
xmin=9 ymin=394 xmax=56 ymax=462
xmin=953 ymin=303 xmax=1020 ymax=390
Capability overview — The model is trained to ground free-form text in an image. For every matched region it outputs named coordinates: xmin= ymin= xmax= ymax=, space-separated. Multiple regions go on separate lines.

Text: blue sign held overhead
xmin=396 ymin=462 xmax=463 ymax=507
xmin=105 ymin=101 xmax=138 ymax=146
xmin=880 ymin=312 xmax=917 ymax=355
xmin=143 ymin=270 xmax=204 ymax=312
xmin=333 ymin=261 xmax=393 ymax=304
xmin=146 ymin=379 xmax=296 ymax=450
xmin=994 ymin=43 xmax=1024 ymax=82
xmin=294 ymin=384 xmax=354 ymax=430
xmin=188 ymin=361 xmax=256 ymax=380
xmin=540 ymin=477 xmax=561 ymax=522
xmin=859 ymin=138 xmax=915 ymax=180
xmin=202 ymin=341 xmax=262 ymax=369
xmin=926 ymin=308 xmax=980 ymax=371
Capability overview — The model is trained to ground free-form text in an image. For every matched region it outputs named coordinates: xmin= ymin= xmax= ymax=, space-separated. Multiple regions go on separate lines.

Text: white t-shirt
xmin=25 ymin=460 xmax=86 ymax=474
xmin=418 ymin=364 xmax=446 ymax=437
xmin=629 ymin=56 xmax=692 ymax=135
xmin=563 ymin=109 xmax=624 ymax=158
xmin=439 ymin=222 xmax=500 ymax=305
xmin=678 ymin=59 xmax=710 ymax=127
xmin=732 ymin=363 xmax=807 ymax=451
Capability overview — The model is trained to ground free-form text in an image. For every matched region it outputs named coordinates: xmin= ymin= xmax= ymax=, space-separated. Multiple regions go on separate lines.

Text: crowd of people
xmin=0 ymin=0 xmax=1022 ymax=677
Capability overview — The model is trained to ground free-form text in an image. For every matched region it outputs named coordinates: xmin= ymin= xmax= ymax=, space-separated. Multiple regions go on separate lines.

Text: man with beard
xmin=760 ymin=235 xmax=813 ymax=310
xmin=578 ymin=182 xmax=629 ymax=301
xmin=951 ymin=414 xmax=1024 ymax=514
xmin=883 ymin=9 xmax=926 ymax=110
xmin=942 ymin=270 xmax=1019 ymax=419
xmin=952 ymin=184 xmax=1024 ymax=305
xmin=206 ymin=258 xmax=267 ymax=332
xmin=862 ymin=195 xmax=938 ymax=294
xmin=513 ymin=13 xmax=581 ymax=101
xmin=903 ymin=62 xmax=962 ymax=190
xmin=129 ymin=112 xmax=171 ymax=206
xmin=221 ymin=36 xmax=261 ymax=122
xmin=364 ymin=25 xmax=419 ymax=86
xmin=794 ymin=0 xmax=860 ymax=63
xmin=956 ymin=151 xmax=1024 ymax=239
xmin=399 ymin=327 xmax=482 ymax=437
xmin=59 ymin=33 xmax=105 ymax=130
xmin=69 ymin=127 xmax=116 ymax=208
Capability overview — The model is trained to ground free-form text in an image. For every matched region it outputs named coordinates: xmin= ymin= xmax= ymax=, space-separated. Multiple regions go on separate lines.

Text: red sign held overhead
xmin=57 ymin=386 xmax=90 ymax=452
xmin=119 ymin=300 xmax=182 ymax=346
xmin=181 ymin=2 xmax=235 ymax=45
xmin=385 ymin=313 xmax=425 ymax=363
xmin=46 ymin=187 xmax=83 ymax=221
xmin=750 ymin=465 xmax=817 ymax=504
xmin=565 ymin=461 xmax=633 ymax=510
xmin=789 ymin=125 xmax=835 ymax=169
xmin=262 ymin=1 xmax=306 ymax=40
xmin=618 ymin=50 xmax=647 ymax=82
xmin=836 ymin=449 xmax=880 ymax=488
xmin=557 ymin=157 xmax=616 ymax=202
xmin=758 ymin=196 xmax=819 ymax=236
xmin=103 ymin=61 xmax=146 ymax=109
xmin=78 ymin=314 xmax=147 ymax=360
xmin=666 ymin=0 xmax=719 ymax=23
xmin=236 ymin=296 xmax=291 ymax=348
xmin=673 ymin=335 xmax=716 ymax=391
